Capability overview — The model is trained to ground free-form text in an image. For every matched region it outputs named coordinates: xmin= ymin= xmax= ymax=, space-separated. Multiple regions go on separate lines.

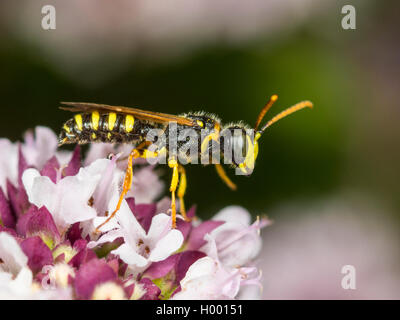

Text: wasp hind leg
xmin=95 ymin=148 xmax=139 ymax=233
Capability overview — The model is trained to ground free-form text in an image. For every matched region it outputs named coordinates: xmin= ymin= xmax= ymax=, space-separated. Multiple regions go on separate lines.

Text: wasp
xmin=58 ymin=95 xmax=312 ymax=230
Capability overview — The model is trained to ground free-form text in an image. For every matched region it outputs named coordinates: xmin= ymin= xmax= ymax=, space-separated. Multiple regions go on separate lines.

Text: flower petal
xmin=143 ymin=253 xmax=180 ymax=279
xmin=17 ymin=146 xmax=29 ymax=187
xmin=0 ymin=232 xmax=28 ymax=276
xmin=74 ymin=259 xmax=117 ymax=300
xmin=111 ymin=244 xmax=148 ymax=268
xmin=0 ymin=139 xmax=18 ymax=193
xmin=149 ymin=229 xmax=184 ymax=262
xmin=0 ymin=187 xmax=15 ymax=228
xmin=40 ymin=156 xmax=60 ymax=183
xmin=22 ymin=126 xmax=58 ymax=169
xmin=87 ymin=229 xmax=123 ymax=249
xmin=20 ymin=236 xmax=53 ymax=274
xmin=187 ymin=220 xmax=224 ymax=250
xmin=134 ymin=202 xmax=157 ymax=234
xmin=139 ymin=278 xmax=161 ymax=300
xmin=63 ymin=146 xmax=81 ymax=177
xmin=7 ymin=179 xmax=30 ymax=218
xmin=69 ymin=246 xmax=97 ymax=269
xmin=212 ymin=206 xmax=251 ymax=226
xmin=147 ymin=213 xmax=172 ymax=241
xmin=26 ymin=206 xmax=61 ymax=246
xmin=176 ymin=250 xmax=206 ymax=283
xmin=66 ymin=223 xmax=83 ymax=245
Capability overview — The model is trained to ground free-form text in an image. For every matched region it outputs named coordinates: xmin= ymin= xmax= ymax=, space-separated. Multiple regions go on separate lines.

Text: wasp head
xmin=220 ymin=125 xmax=259 ymax=176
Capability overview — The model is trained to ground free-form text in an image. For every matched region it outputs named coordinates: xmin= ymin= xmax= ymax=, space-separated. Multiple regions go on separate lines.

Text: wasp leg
xmin=177 ymin=165 xmax=191 ymax=222
xmin=168 ymin=158 xmax=179 ymax=229
xmin=116 ymin=141 xmax=152 ymax=163
xmin=95 ymin=148 xmax=139 ymax=233
xmin=215 ymin=163 xmax=237 ymax=191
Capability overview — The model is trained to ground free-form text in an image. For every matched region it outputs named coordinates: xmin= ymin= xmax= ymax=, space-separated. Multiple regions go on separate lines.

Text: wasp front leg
xmin=215 ymin=163 xmax=237 ymax=190
xmin=95 ymin=148 xmax=139 ymax=232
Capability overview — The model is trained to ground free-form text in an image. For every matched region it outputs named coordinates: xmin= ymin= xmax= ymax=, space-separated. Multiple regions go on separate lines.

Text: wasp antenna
xmin=254 ymin=94 xmax=278 ymax=132
xmin=259 ymin=100 xmax=313 ymax=134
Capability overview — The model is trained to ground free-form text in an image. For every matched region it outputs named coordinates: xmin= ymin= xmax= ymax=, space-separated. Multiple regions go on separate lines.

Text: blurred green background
xmin=0 ymin=0 xmax=399 ymax=221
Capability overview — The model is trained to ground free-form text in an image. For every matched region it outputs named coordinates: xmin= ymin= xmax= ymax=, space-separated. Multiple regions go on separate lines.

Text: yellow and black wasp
xmin=58 ymin=95 xmax=312 ymax=230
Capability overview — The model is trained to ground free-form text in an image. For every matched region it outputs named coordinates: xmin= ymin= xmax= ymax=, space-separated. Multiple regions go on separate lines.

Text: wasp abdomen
xmin=59 ymin=111 xmax=146 ymax=145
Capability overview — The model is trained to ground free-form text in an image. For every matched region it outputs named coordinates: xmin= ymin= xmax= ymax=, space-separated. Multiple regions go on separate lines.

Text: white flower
xmin=81 ymin=156 xmax=124 ymax=238
xmin=0 ymin=127 xmax=71 ymax=193
xmin=22 ymin=159 xmax=110 ymax=234
xmin=0 ymin=232 xmax=28 ymax=276
xmin=0 ymin=138 xmax=18 ymax=191
xmin=202 ymin=206 xmax=270 ymax=267
xmin=0 ymin=267 xmax=34 ymax=300
xmin=172 ymin=256 xmax=239 ymax=300
xmin=0 ymin=232 xmax=34 ymax=299
xmin=173 ymin=234 xmax=261 ymax=300
xmin=89 ymin=202 xmax=183 ymax=272
xmin=22 ymin=126 xmax=59 ymax=169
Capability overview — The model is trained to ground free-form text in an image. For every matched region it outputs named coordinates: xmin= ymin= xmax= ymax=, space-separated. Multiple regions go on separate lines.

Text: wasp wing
xmin=60 ymin=102 xmax=197 ymax=127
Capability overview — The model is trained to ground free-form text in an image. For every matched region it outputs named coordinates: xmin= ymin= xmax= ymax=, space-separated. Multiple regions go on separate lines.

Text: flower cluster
xmin=0 ymin=126 xmax=268 ymax=300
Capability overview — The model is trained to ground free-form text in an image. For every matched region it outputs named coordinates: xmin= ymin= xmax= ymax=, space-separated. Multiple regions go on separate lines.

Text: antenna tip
xmin=305 ymin=101 xmax=314 ymax=108
xmin=271 ymin=94 xmax=278 ymax=101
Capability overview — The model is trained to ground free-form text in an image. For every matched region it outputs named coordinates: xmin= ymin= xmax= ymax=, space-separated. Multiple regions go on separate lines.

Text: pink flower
xmin=22 ymin=160 xmax=107 ymax=234
xmin=0 ymin=139 xmax=18 ymax=192
xmin=202 ymin=206 xmax=271 ymax=267
xmin=89 ymin=206 xmax=184 ymax=271
xmin=22 ymin=127 xmax=59 ymax=169
xmin=173 ymin=234 xmax=262 ymax=300
xmin=0 ymin=127 xmax=72 ymax=193
xmin=0 ymin=126 xmax=266 ymax=300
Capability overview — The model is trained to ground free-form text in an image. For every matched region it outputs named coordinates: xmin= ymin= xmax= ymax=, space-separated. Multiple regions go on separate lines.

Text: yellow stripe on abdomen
xmin=108 ymin=112 xmax=117 ymax=131
xmin=125 ymin=115 xmax=135 ymax=133
xmin=74 ymin=114 xmax=83 ymax=131
xmin=63 ymin=124 xmax=71 ymax=133
xmin=92 ymin=111 xmax=100 ymax=130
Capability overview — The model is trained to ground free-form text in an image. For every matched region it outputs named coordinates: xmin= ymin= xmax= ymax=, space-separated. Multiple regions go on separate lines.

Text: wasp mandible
xmin=58 ymin=95 xmax=313 ymax=230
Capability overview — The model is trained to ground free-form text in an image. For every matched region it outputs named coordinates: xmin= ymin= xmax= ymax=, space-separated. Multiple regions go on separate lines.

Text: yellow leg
xmin=95 ymin=148 xmax=139 ymax=232
xmin=168 ymin=158 xmax=179 ymax=229
xmin=215 ymin=164 xmax=237 ymax=191
xmin=177 ymin=165 xmax=191 ymax=222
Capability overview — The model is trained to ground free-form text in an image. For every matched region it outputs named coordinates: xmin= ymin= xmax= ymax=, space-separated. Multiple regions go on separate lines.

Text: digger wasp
xmin=58 ymin=95 xmax=313 ymax=229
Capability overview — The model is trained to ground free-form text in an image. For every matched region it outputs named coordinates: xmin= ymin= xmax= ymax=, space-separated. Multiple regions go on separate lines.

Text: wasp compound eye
xmin=220 ymin=127 xmax=250 ymax=167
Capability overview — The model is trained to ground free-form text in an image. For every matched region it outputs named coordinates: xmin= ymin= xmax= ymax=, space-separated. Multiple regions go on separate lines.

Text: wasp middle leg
xmin=177 ymin=164 xmax=191 ymax=222
xmin=168 ymin=158 xmax=179 ymax=229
